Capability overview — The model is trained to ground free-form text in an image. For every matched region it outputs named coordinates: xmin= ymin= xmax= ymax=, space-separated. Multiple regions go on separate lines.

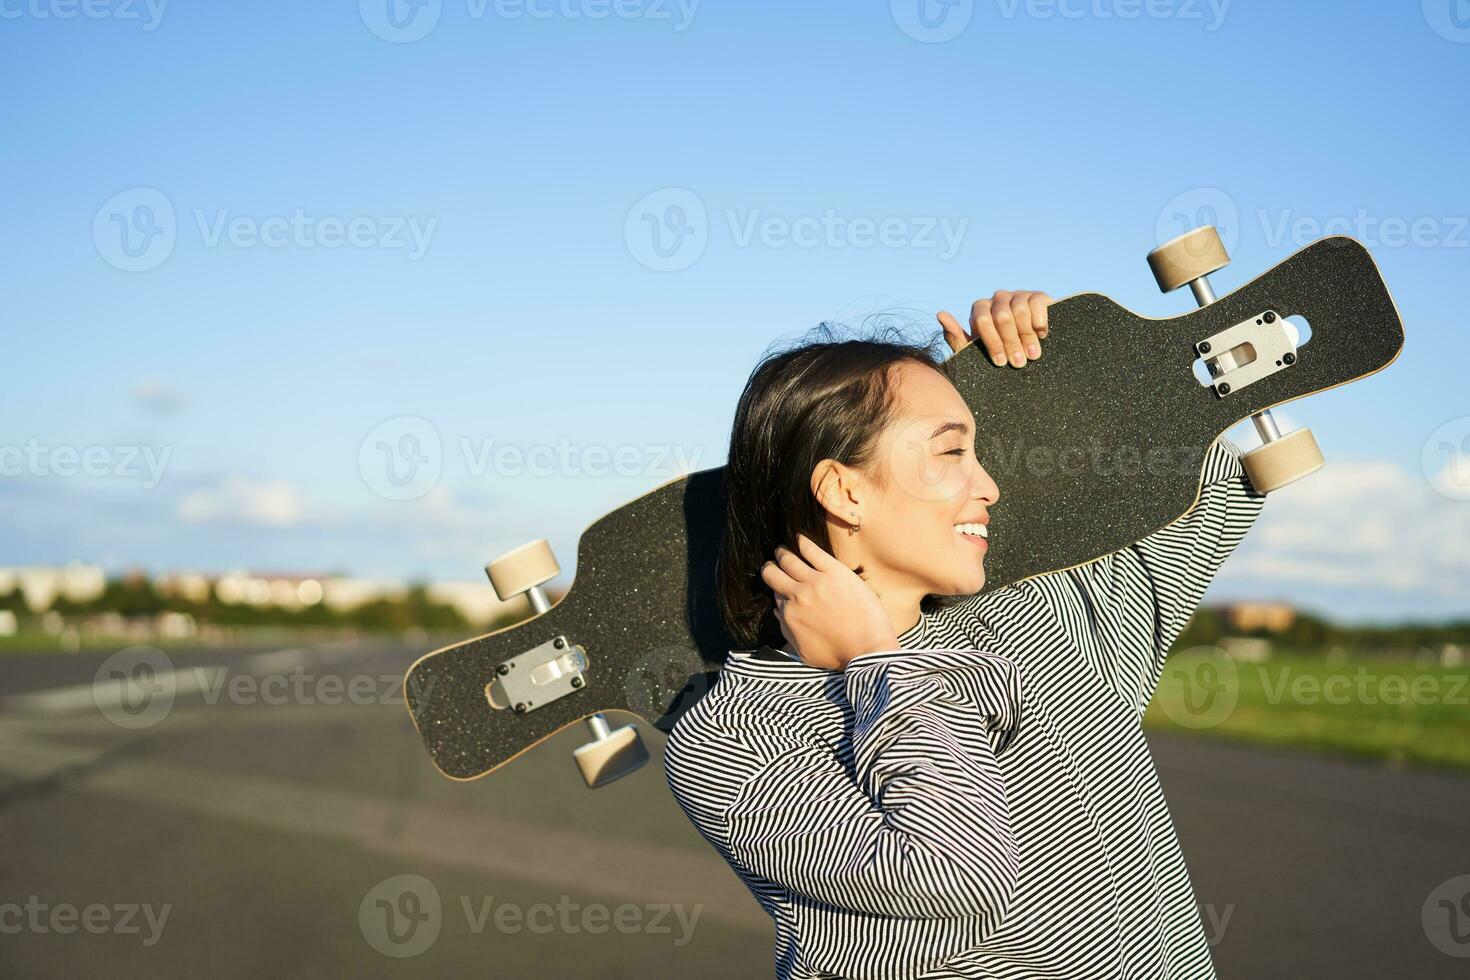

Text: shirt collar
xmin=722 ymin=614 xmax=933 ymax=680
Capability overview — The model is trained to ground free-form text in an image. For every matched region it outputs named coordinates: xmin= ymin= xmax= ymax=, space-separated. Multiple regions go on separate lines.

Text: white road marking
xmin=0 ymin=730 xmax=768 ymax=931
xmin=3 ymin=665 xmax=225 ymax=716
xmin=2 ymin=646 xmax=328 ymax=717
xmin=240 ymin=646 xmax=309 ymax=674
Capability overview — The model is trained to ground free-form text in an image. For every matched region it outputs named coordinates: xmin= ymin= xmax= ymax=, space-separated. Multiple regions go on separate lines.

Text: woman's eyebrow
xmin=929 ymin=420 xmax=970 ymax=439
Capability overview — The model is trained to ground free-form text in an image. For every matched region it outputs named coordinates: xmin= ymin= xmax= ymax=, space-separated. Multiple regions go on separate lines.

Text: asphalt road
xmin=1 ymin=639 xmax=1466 ymax=978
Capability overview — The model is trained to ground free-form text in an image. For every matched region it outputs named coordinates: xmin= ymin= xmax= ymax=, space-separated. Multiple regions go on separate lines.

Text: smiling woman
xmin=665 ymin=309 xmax=1267 ymax=979
xmin=714 ymin=325 xmax=995 ymax=661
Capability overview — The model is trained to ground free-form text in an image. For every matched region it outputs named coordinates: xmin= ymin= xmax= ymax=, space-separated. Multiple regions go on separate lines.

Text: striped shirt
xmin=665 ymin=437 xmax=1265 ymax=979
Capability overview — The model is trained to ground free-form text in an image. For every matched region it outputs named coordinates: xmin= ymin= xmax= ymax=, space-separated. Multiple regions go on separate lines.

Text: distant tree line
xmin=1176 ymin=606 xmax=1470 ymax=655
xmin=4 ymin=579 xmax=1465 ymax=651
xmin=0 ymin=578 xmax=508 ymax=635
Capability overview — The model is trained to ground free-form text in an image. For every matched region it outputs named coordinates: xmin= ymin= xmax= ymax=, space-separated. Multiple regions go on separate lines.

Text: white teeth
xmin=954 ymin=523 xmax=989 ymax=539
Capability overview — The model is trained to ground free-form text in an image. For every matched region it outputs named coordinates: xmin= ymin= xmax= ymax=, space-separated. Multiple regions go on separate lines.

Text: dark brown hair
xmin=718 ymin=323 xmax=945 ymax=648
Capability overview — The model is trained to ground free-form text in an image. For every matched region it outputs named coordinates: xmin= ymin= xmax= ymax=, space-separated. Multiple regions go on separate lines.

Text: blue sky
xmin=3 ymin=1 xmax=1467 ymax=624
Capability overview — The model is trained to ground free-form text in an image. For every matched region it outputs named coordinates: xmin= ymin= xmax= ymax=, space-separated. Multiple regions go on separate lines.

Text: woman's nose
xmin=973 ymin=462 xmax=999 ymax=505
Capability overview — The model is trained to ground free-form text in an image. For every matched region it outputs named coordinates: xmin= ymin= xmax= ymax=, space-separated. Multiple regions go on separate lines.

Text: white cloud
xmin=22 ymin=447 xmax=1464 ymax=619
xmin=1427 ymin=445 xmax=1470 ymax=501
xmin=178 ymin=477 xmax=308 ymax=528
xmin=1 ymin=470 xmax=565 ymax=582
xmin=1221 ymin=455 xmax=1470 ymax=600
xmin=132 ymin=379 xmax=186 ymax=416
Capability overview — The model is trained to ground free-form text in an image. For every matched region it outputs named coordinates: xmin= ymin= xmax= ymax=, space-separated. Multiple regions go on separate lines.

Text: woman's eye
xmin=943 ymin=447 xmax=967 ymax=457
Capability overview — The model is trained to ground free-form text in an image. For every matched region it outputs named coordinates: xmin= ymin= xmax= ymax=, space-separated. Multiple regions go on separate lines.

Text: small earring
xmin=849 ymin=513 xmax=861 ymax=534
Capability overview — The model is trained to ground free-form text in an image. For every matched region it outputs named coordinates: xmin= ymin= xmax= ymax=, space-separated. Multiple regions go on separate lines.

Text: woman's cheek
xmin=894 ymin=455 xmax=970 ymax=505
xmin=882 ymin=425 xmax=970 ymax=504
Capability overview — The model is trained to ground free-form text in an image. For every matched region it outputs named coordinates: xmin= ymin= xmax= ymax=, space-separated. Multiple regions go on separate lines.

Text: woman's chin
xmin=935 ymin=564 xmax=986 ymax=597
xmin=955 ymin=552 xmax=987 ymax=591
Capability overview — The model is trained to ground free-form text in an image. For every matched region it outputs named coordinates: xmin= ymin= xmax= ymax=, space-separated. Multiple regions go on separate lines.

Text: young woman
xmin=664 ymin=291 xmax=1266 ymax=980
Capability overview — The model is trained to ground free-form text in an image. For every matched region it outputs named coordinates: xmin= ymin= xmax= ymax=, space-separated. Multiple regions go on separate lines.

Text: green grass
xmin=1144 ymin=649 xmax=1470 ymax=773
xmin=0 ymin=631 xmax=168 ymax=653
xmin=0 ymin=628 xmax=341 ymax=654
xmin=0 ymin=626 xmax=470 ymax=654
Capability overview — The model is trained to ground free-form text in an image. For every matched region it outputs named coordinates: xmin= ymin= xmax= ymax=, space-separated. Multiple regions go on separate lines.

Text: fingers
xmin=794 ymin=533 xmax=841 ymax=571
xmin=937 ymin=310 xmax=968 ymax=353
xmin=772 ymin=545 xmax=814 ymax=584
xmin=964 ymin=290 xmax=1053 ymax=368
xmin=760 ymin=559 xmax=798 ymax=598
xmin=1029 ymin=291 xmax=1052 ymax=338
xmin=771 ymin=599 xmax=797 ymax=652
xmin=969 ymin=298 xmax=1006 ymax=367
xmin=765 ymin=536 xmax=842 ymax=602
xmin=989 ymin=291 xmax=1026 ymax=368
xmin=1009 ymin=292 xmax=1040 ymax=361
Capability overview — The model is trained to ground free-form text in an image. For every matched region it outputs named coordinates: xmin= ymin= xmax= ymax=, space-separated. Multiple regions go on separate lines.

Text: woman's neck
xmin=865 ymin=571 xmax=924 ymax=642
xmin=776 ymin=582 xmax=921 ymax=660
xmin=828 ymin=533 xmax=924 ymax=644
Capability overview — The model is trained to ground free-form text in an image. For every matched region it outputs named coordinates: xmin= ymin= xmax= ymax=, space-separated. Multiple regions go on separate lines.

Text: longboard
xmin=404 ymin=234 xmax=1403 ymax=781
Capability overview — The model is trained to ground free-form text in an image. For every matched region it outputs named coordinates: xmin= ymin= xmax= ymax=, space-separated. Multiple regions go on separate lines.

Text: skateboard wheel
xmin=573 ymin=718 xmax=649 ymax=788
xmin=1148 ymin=226 xmax=1231 ymax=294
xmin=1241 ymin=428 xmax=1325 ymax=493
xmin=486 ymin=539 xmax=560 ymax=602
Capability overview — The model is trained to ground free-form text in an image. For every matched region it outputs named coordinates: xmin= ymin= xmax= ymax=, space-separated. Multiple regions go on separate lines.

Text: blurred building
xmin=157 ymin=570 xmax=528 ymax=626
xmin=425 ymin=581 xmax=531 ymax=628
xmin=0 ymin=563 xmax=106 ymax=611
xmin=1222 ymin=601 xmax=1297 ymax=633
xmin=3 ymin=565 xmax=530 ymax=628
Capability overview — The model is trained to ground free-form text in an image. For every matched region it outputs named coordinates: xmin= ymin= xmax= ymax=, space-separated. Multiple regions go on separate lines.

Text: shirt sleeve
xmin=717 ymin=650 xmax=1024 ymax=979
xmin=1021 ymin=435 xmax=1267 ymax=712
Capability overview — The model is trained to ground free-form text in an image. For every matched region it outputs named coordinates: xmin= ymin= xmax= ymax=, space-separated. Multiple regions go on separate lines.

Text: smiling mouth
xmin=954 ymin=523 xmax=989 ymax=550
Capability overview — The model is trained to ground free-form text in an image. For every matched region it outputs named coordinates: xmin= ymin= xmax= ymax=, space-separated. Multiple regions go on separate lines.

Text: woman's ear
xmin=810 ymin=458 xmax=863 ymax=525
